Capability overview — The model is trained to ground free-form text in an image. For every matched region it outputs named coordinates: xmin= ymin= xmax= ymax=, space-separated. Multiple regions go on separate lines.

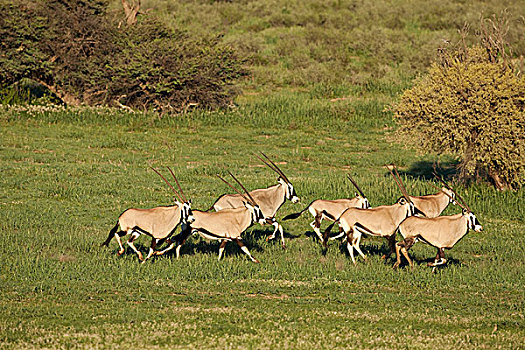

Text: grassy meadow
xmin=1 ymin=0 xmax=525 ymax=348
xmin=1 ymin=91 xmax=524 ymax=349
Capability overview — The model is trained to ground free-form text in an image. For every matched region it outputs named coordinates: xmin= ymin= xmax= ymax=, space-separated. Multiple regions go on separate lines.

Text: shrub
xmin=394 ymin=18 xmax=524 ymax=190
xmin=0 ymin=0 xmax=245 ymax=111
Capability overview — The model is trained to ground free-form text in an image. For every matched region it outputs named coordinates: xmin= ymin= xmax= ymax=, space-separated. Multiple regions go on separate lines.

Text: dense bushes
xmin=0 ymin=0 xmax=245 ymax=111
xmin=394 ymin=19 xmax=524 ymax=190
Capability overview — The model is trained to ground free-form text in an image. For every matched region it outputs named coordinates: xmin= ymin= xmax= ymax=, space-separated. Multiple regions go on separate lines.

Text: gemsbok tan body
xmin=283 ymin=174 xmax=370 ymax=243
xmin=210 ymin=153 xmax=299 ymax=248
xmin=156 ymin=173 xmax=266 ymax=263
xmin=325 ymin=197 xmax=418 ymax=264
xmin=323 ymin=165 xmax=423 ymax=264
xmin=394 ymin=181 xmax=482 ymax=271
xmin=409 ymin=186 xmax=455 ymax=218
xmin=101 ymin=167 xmax=194 ymax=263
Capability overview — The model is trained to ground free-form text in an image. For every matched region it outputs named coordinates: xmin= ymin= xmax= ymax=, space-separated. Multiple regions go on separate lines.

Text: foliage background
xmin=394 ymin=45 xmax=524 ymax=189
xmin=1 ymin=1 xmax=524 ymax=348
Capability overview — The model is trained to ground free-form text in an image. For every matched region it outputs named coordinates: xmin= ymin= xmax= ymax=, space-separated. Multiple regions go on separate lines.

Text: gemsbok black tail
xmin=282 ymin=201 xmax=315 ymax=221
xmin=101 ymin=222 xmax=119 ymax=247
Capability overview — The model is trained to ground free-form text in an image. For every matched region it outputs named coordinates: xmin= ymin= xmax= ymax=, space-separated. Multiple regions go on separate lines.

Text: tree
xmin=393 ymin=16 xmax=524 ymax=190
xmin=0 ymin=0 xmax=245 ymax=111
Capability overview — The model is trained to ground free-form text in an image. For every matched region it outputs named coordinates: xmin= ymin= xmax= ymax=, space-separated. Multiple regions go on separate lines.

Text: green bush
xmin=0 ymin=0 xmax=245 ymax=111
xmin=394 ymin=44 xmax=524 ymax=190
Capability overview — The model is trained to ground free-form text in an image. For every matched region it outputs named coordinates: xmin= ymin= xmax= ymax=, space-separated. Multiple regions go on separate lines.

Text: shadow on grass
xmin=393 ymin=160 xmax=460 ymax=180
xmin=394 ymin=255 xmax=463 ymax=271
xmin=153 ymin=228 xmax=270 ymax=260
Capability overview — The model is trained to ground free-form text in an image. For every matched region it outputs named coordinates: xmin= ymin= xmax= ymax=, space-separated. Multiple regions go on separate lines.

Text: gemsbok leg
xmin=268 ymin=219 xmax=285 ymax=249
xmin=346 ymin=229 xmax=367 ymax=265
xmin=235 ymin=239 xmax=260 ymax=263
xmin=393 ymin=237 xmax=416 ymax=269
xmin=218 ymin=240 xmax=228 ymax=261
xmin=126 ymin=230 xmax=144 ymax=261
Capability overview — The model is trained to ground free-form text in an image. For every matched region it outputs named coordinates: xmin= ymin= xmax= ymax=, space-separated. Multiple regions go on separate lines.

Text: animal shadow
xmin=393 ymin=160 xmax=459 ymax=181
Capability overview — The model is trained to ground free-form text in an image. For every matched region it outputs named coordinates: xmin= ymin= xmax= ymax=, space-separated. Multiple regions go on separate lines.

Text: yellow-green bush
xmin=394 ymin=46 xmax=524 ymax=190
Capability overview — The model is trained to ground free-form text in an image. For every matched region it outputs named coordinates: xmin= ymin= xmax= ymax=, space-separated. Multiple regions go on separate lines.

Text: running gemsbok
xmin=323 ymin=165 xmax=424 ymax=264
xmin=393 ymin=181 xmax=483 ymax=271
xmin=401 ymin=166 xmax=456 ymax=218
xmin=209 ymin=153 xmax=299 ymax=249
xmin=101 ymin=167 xmax=194 ymax=263
xmin=155 ymin=172 xmax=267 ymax=263
xmin=283 ymin=173 xmax=370 ymax=244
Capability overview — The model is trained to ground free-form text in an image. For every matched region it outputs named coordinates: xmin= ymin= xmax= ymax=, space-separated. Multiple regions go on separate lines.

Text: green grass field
xmin=1 ymin=92 xmax=523 ymax=349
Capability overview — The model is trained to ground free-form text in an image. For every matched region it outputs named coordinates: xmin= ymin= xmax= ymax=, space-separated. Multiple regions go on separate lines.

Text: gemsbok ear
xmin=462 ymin=208 xmax=469 ymax=215
xmin=398 ymin=197 xmax=407 ymax=205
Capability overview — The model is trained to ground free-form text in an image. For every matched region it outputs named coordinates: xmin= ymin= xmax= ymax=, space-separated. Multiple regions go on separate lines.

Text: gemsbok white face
xmin=466 ymin=210 xmax=483 ymax=232
xmin=442 ymin=187 xmax=456 ymax=205
xmin=246 ymin=201 xmax=266 ymax=225
xmin=361 ymin=196 xmax=371 ymax=209
xmin=180 ymin=200 xmax=195 ymax=225
xmin=280 ymin=177 xmax=299 ymax=203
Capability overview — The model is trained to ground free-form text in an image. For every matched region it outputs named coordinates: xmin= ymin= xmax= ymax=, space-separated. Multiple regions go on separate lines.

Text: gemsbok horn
xmin=395 ymin=164 xmax=456 ymax=218
xmin=208 ymin=152 xmax=299 ymax=249
xmin=283 ymin=173 xmax=371 ymax=244
xmin=101 ymin=167 xmax=194 ymax=263
xmin=155 ymin=172 xmax=267 ymax=263
xmin=393 ymin=182 xmax=483 ymax=272
xmin=322 ymin=165 xmax=424 ymax=264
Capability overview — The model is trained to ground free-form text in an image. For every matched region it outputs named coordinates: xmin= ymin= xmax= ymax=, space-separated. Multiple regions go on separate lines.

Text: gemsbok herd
xmin=102 ymin=153 xmax=482 ymax=272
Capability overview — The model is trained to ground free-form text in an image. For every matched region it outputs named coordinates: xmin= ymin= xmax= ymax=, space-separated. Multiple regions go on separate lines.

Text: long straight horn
xmin=386 ymin=165 xmax=411 ymax=203
xmin=150 ymin=166 xmax=184 ymax=202
xmin=433 ymin=170 xmax=452 ymax=190
xmin=227 ymin=171 xmax=258 ymax=206
xmin=216 ymin=174 xmax=251 ymax=204
xmin=255 ymin=153 xmax=280 ymax=175
xmin=428 ymin=182 xmax=467 ymax=211
xmin=261 ymin=152 xmax=290 ymax=183
xmin=432 ymin=173 xmax=471 ymax=211
xmin=346 ymin=173 xmax=366 ymax=198
xmin=392 ymin=164 xmax=410 ymax=199
xmin=167 ymin=167 xmax=188 ymax=202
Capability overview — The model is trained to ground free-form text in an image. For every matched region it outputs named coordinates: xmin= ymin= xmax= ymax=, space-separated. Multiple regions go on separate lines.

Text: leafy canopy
xmin=394 ymin=44 xmax=524 ymax=190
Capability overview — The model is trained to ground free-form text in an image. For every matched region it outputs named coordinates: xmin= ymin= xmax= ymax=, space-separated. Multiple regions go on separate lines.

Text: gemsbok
xmin=283 ymin=173 xmax=370 ymax=244
xmin=155 ymin=172 xmax=267 ymax=263
xmin=323 ymin=165 xmax=424 ymax=264
xmin=101 ymin=167 xmax=194 ymax=263
xmin=393 ymin=182 xmax=482 ymax=272
xmin=390 ymin=165 xmax=457 ymax=218
xmin=209 ymin=153 xmax=299 ymax=249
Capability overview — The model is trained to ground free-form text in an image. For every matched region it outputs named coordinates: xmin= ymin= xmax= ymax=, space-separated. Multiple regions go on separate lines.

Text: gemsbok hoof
xmin=118 ymin=249 xmax=125 ymax=256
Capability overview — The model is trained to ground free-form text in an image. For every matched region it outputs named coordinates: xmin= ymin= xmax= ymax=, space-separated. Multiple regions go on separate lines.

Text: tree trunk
xmin=488 ymin=168 xmax=510 ymax=191
xmin=121 ymin=0 xmax=140 ymax=26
